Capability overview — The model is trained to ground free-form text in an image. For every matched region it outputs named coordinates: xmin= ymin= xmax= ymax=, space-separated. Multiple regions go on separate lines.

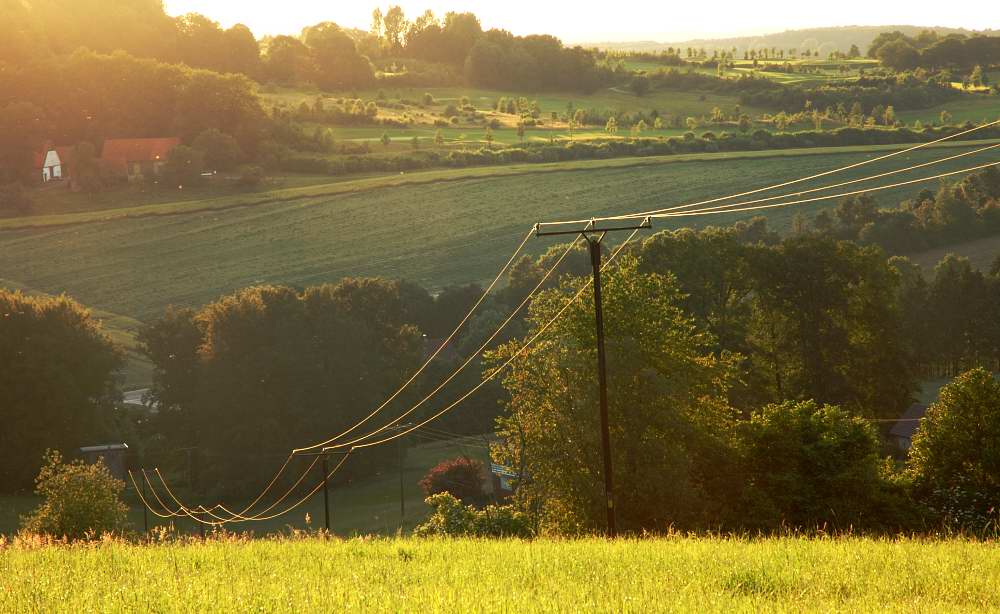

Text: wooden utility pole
xmin=534 ymin=217 xmax=651 ymax=538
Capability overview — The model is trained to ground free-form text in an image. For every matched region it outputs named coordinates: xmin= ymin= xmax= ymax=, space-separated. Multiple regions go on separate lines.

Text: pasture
xmin=2 ymin=142 xmax=996 ymax=387
xmin=0 ymin=143 xmax=992 ymax=318
xmin=0 ymin=435 xmax=492 ymax=537
xmin=2 ymin=536 xmax=999 ymax=612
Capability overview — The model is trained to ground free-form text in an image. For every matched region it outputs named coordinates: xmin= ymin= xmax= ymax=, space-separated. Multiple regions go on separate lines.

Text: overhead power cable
xmin=293 ymin=228 xmax=535 ymax=454
xmin=129 ymin=452 xmax=351 ymax=527
xmin=321 ymin=235 xmax=586 ymax=451
xmin=619 ymin=140 xmax=1000 ymax=220
xmin=173 ymin=230 xmax=533 ymax=524
xmin=539 ymin=119 xmax=1000 ymax=227
xmin=656 ymin=161 xmax=1000 ymax=219
xmin=339 ymin=227 xmax=643 ymax=452
xmin=151 ymin=454 xmax=319 ymax=523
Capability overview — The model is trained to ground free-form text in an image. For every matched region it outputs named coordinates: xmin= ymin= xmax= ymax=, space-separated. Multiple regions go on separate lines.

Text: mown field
xmin=2 ymin=536 xmax=999 ymax=612
xmin=1 ymin=143 xmax=993 ymax=318
xmin=2 ymin=142 xmax=997 ymax=389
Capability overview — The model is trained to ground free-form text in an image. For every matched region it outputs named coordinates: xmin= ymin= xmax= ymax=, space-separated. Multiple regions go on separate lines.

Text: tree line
xmin=869 ymin=30 xmax=1000 ymax=72
xmin=491 ymin=239 xmax=1000 ymax=534
xmin=2 ymin=226 xmax=998 ymax=531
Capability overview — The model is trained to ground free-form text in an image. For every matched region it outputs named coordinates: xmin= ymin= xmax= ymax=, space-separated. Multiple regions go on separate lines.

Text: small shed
xmin=889 ymin=404 xmax=927 ymax=451
xmin=80 ymin=444 xmax=129 ymax=481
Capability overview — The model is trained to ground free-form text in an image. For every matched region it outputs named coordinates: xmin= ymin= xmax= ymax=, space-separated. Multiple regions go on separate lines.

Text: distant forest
xmin=592 ymin=25 xmax=994 ymax=56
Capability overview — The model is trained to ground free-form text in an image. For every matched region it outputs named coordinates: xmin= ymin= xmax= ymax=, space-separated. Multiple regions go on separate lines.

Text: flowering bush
xmin=414 ymin=493 xmax=533 ymax=538
xmin=419 ymin=456 xmax=485 ymax=504
xmin=21 ymin=450 xmax=129 ymax=540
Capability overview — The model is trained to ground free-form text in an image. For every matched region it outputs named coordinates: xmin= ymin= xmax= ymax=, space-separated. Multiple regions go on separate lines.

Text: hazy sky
xmin=162 ymin=1 xmax=998 ymax=42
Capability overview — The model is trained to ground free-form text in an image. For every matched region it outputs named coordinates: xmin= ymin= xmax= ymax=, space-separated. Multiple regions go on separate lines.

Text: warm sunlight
xmin=4 ymin=1 xmax=1000 ymax=611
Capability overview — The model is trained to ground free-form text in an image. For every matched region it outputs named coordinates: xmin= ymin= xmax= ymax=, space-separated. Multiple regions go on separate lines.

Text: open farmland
xmin=3 ymin=536 xmax=1000 ymax=612
xmin=0 ymin=143 xmax=994 ymax=326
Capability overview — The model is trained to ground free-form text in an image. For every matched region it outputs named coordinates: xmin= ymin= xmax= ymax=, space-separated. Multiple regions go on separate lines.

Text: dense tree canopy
xmin=0 ymin=49 xmax=267 ymax=156
xmin=491 ymin=257 xmax=739 ymax=533
xmin=0 ymin=290 xmax=123 ymax=492
xmin=907 ymin=368 xmax=1000 ymax=529
xmin=139 ymin=280 xmax=428 ymax=494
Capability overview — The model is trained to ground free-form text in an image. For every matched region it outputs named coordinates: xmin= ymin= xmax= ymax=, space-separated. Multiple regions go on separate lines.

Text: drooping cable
xmin=344 ymin=227 xmax=643 ymax=451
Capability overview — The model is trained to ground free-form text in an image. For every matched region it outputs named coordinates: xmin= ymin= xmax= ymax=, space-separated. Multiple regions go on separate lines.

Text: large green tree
xmin=0 ymin=290 xmax=123 ymax=492
xmin=490 ymin=257 xmax=739 ymax=534
xmin=907 ymin=368 xmax=1000 ymax=529
xmin=140 ymin=280 xmax=423 ymax=494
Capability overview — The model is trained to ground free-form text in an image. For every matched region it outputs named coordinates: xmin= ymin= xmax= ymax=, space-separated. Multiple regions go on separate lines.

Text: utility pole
xmin=398 ymin=435 xmax=405 ymax=527
xmin=294 ymin=449 xmax=350 ymax=534
xmin=140 ymin=468 xmax=148 ymax=534
xmin=321 ymin=455 xmax=330 ymax=532
xmin=379 ymin=423 xmax=412 ymax=530
xmin=535 ymin=217 xmax=651 ymax=538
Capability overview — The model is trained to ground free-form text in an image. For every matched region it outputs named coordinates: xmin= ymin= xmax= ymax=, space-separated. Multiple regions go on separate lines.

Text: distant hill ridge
xmin=589 ymin=25 xmax=996 ymax=55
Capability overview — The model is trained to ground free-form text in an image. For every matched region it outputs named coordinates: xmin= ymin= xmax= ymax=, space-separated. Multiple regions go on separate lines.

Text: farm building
xmin=889 ymin=403 xmax=927 ymax=451
xmin=101 ymin=137 xmax=180 ymax=182
xmin=79 ymin=443 xmax=130 ymax=481
xmin=34 ymin=146 xmax=73 ymax=183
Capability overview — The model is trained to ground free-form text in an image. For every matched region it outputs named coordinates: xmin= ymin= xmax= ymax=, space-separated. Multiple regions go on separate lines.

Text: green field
xmin=2 ymin=142 xmax=997 ymax=387
xmin=897 ymin=96 xmax=1000 ymax=128
xmin=1 ymin=433 xmax=492 ymax=537
xmin=3 ymin=536 xmax=999 ymax=612
xmin=262 ymin=83 xmax=774 ymax=145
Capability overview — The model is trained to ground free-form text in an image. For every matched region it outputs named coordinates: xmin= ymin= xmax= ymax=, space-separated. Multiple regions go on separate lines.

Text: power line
xmin=619 ymin=141 xmax=1000 ymax=220
xmin=293 ymin=228 xmax=535 ymax=454
xmin=655 ymin=161 xmax=999 ymax=219
xmin=169 ymin=229 xmax=533 ymax=525
xmin=129 ymin=452 xmax=352 ymax=527
xmin=341 ymin=227 xmax=643 ymax=452
xmin=538 ymin=120 xmax=1000 ymax=227
xmin=321 ymin=235 xmax=587 ymax=451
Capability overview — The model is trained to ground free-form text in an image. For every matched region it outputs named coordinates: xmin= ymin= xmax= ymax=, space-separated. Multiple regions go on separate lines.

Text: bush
xmin=238 ymin=166 xmax=265 ymax=188
xmin=734 ymin=400 xmax=909 ymax=531
xmin=192 ymin=128 xmax=243 ymax=171
xmin=163 ymin=145 xmax=205 ymax=186
xmin=419 ymin=456 xmax=485 ymax=504
xmin=907 ymin=368 xmax=1000 ymax=531
xmin=21 ymin=450 xmax=128 ymax=540
xmin=414 ymin=493 xmax=533 ymax=538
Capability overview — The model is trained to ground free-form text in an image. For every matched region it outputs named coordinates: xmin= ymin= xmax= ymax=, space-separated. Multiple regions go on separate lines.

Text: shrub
xmin=238 ymin=166 xmax=265 ymax=188
xmin=907 ymin=368 xmax=1000 ymax=531
xmin=419 ymin=456 xmax=485 ymax=504
xmin=21 ymin=450 xmax=128 ymax=540
xmin=163 ymin=144 xmax=205 ymax=186
xmin=192 ymin=128 xmax=243 ymax=171
xmin=414 ymin=493 xmax=533 ymax=538
xmin=734 ymin=400 xmax=910 ymax=531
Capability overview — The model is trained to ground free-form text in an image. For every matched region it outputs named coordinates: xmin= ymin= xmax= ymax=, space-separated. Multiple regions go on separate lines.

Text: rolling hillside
xmin=1 ymin=144 xmax=994 ymax=321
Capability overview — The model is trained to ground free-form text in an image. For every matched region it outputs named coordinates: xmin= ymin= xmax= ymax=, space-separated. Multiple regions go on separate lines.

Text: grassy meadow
xmin=3 ymin=142 xmax=997 ymax=387
xmin=1 ymin=143 xmax=994 ymax=320
xmin=3 ymin=535 xmax=1000 ymax=612
xmin=0 ymin=435 xmax=492 ymax=537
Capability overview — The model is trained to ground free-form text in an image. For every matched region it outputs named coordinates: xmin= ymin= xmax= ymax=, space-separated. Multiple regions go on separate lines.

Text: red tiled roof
xmin=101 ymin=138 xmax=180 ymax=163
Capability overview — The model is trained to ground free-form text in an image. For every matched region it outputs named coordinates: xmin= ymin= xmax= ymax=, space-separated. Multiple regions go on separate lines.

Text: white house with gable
xmin=39 ymin=148 xmax=63 ymax=182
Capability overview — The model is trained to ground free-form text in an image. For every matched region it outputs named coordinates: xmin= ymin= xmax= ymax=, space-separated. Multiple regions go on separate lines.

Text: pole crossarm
xmin=294 ymin=450 xmax=353 ymax=457
xmin=534 ymin=217 xmax=652 ymax=238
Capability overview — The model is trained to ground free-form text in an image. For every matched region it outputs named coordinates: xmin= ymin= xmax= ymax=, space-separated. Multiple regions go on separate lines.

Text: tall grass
xmin=2 ymin=534 xmax=998 ymax=612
